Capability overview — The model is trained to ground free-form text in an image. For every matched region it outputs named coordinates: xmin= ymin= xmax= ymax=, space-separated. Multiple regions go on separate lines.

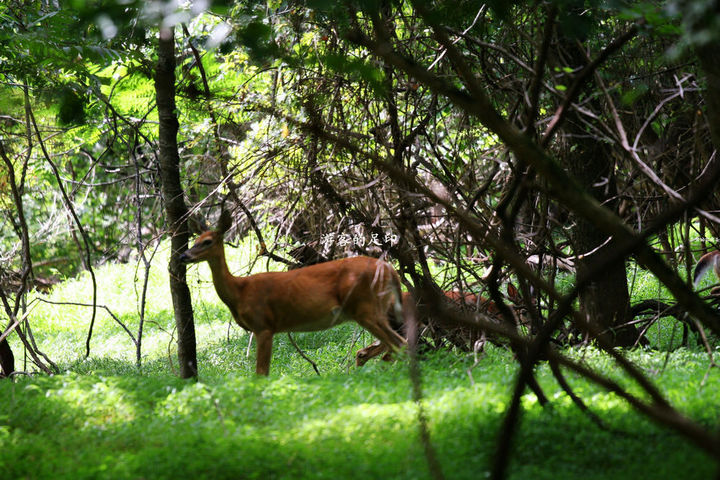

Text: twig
xmin=246 ymin=332 xmax=254 ymax=358
xmin=27 ymin=105 xmax=99 ymax=358
xmin=0 ymin=303 xmax=36 ymax=344
xmin=549 ymin=357 xmax=621 ymax=434
xmin=405 ymin=288 xmax=446 ymax=480
xmin=181 ymin=23 xmax=294 ymax=268
xmin=540 ymin=22 xmax=642 ymax=146
xmin=34 ymin=298 xmax=137 ymax=346
xmin=287 ymin=333 xmax=320 ymax=376
xmin=0 ymin=288 xmax=53 ymax=374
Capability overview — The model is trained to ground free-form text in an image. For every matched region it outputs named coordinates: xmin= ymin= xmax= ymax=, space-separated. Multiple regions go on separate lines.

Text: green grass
xmin=2 ymin=347 xmax=717 ymax=479
xmin=2 ymin=243 xmax=719 ymax=479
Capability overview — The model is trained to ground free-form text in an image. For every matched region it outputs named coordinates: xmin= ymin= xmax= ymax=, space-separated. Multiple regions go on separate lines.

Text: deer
xmin=179 ymin=210 xmax=407 ymax=375
xmin=355 ymin=287 xmax=519 ymax=366
xmin=693 ymin=250 xmax=720 ymax=288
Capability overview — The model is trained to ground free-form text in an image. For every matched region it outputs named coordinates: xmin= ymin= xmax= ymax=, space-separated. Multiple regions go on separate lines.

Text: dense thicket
xmin=3 ymin=0 xmax=720 ymax=474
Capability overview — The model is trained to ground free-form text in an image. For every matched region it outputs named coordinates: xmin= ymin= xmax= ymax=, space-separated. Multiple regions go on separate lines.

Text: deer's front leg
xmin=255 ymin=330 xmax=273 ymax=376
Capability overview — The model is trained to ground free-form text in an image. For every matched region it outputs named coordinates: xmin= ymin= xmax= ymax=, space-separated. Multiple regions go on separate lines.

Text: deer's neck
xmin=206 ymin=248 xmax=242 ymax=308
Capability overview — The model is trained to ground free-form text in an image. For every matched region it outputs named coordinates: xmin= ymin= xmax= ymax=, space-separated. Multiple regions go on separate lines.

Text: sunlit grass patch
xmin=2 ymin=241 xmax=719 ymax=479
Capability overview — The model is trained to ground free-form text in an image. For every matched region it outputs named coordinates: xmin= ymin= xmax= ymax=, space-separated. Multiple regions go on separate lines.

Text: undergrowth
xmin=1 ymin=243 xmax=719 ymax=479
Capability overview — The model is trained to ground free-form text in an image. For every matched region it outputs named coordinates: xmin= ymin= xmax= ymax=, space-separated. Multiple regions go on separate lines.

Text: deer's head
xmin=179 ymin=210 xmax=232 ymax=264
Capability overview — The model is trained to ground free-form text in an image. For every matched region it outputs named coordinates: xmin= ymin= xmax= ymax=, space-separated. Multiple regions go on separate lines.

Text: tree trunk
xmin=696 ymin=43 xmax=720 ymax=152
xmin=155 ymin=26 xmax=197 ymax=378
xmin=0 ymin=329 xmax=14 ymax=378
xmin=565 ymin=135 xmax=636 ymax=346
xmin=557 ymin=39 xmax=639 ymax=347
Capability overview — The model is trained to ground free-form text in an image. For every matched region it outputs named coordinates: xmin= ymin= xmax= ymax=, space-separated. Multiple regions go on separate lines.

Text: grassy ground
xmin=1 ymin=244 xmax=719 ymax=479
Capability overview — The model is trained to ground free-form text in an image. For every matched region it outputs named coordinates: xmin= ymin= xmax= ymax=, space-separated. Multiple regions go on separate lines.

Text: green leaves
xmin=620 ymin=83 xmax=649 ymax=105
xmin=556 ymin=5 xmax=596 ymax=40
xmin=235 ymin=20 xmax=280 ymax=64
xmin=323 ymin=53 xmax=386 ymax=94
xmin=56 ymin=85 xmax=87 ymax=126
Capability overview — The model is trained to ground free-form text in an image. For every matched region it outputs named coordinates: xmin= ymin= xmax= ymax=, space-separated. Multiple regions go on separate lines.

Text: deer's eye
xmin=202 ymin=239 xmax=213 ymax=246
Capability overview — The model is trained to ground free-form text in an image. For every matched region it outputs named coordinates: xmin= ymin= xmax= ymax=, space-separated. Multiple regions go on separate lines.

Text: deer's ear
xmin=218 ymin=209 xmax=233 ymax=234
xmin=188 ymin=215 xmax=209 ymax=235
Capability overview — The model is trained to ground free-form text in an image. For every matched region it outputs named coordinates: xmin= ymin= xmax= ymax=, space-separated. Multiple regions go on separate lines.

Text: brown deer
xmin=179 ymin=210 xmax=406 ymax=375
xmin=694 ymin=250 xmax=720 ymax=288
xmin=355 ymin=285 xmax=524 ymax=366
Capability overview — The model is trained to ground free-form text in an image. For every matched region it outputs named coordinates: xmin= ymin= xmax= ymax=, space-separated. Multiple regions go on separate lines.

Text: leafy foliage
xmin=3 ymin=0 xmax=720 ymax=475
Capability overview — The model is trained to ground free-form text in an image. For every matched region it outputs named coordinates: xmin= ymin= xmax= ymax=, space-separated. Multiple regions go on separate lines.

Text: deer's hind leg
xmin=354 ymin=304 xmax=406 ymax=362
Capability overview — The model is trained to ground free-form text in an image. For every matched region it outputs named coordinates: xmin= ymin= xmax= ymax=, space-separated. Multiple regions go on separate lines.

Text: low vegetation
xmin=3 ymin=2 xmax=720 ymax=478
xmin=1 ymin=247 xmax=717 ymax=479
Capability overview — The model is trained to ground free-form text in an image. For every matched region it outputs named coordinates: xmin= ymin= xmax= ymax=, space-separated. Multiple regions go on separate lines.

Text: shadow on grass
xmin=1 ymin=347 xmax=717 ymax=480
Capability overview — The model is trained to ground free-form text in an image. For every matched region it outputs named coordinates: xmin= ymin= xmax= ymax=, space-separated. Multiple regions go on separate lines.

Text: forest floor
xmin=1 ymin=253 xmax=718 ymax=479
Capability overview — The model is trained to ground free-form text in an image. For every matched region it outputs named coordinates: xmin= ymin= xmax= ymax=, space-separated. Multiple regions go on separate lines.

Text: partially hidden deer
xmin=694 ymin=250 xmax=720 ymax=288
xmin=355 ymin=287 xmax=517 ymax=366
xmin=179 ymin=210 xmax=406 ymax=375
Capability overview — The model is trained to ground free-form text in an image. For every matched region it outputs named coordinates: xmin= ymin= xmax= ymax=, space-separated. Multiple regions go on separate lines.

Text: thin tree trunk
xmin=557 ymin=36 xmax=638 ymax=347
xmin=563 ymin=117 xmax=638 ymax=346
xmin=0 ymin=329 xmax=14 ymax=377
xmin=155 ymin=26 xmax=197 ymax=378
xmin=696 ymin=43 xmax=720 ymax=152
